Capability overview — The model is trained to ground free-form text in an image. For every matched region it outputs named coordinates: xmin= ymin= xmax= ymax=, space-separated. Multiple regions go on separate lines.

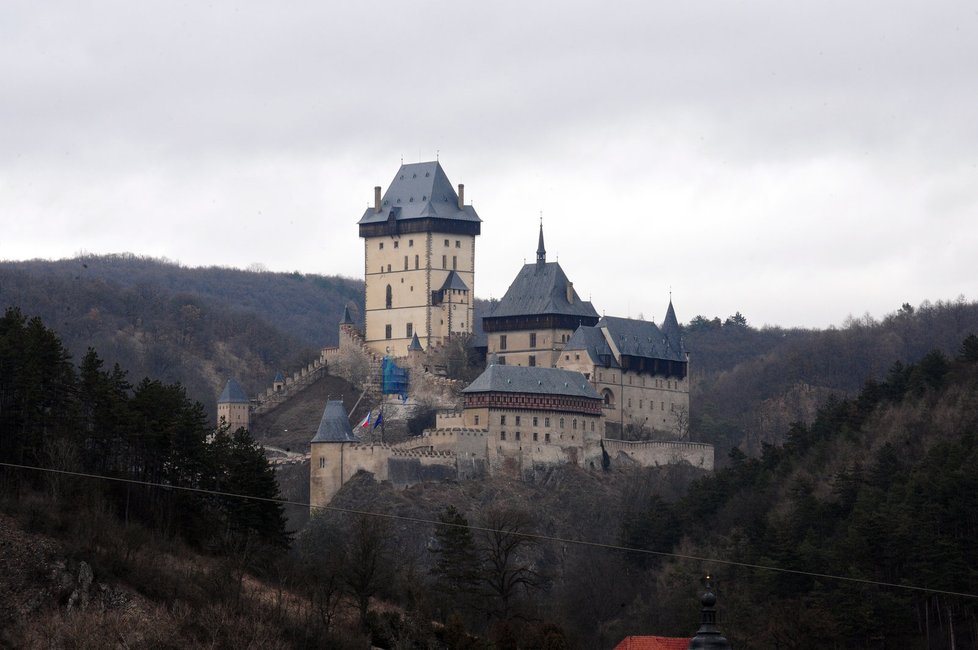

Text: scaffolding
xmin=381 ymin=356 xmax=409 ymax=399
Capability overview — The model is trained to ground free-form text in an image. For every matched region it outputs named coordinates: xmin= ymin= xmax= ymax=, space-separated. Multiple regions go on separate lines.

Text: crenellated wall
xmin=601 ymin=438 xmax=714 ymax=470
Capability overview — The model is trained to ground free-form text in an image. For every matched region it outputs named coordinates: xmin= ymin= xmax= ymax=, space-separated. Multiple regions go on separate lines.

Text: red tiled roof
xmin=613 ymin=636 xmax=692 ymax=650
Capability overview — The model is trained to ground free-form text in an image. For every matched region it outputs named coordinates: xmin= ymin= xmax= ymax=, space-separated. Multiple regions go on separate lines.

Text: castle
xmin=302 ymin=162 xmax=712 ymax=508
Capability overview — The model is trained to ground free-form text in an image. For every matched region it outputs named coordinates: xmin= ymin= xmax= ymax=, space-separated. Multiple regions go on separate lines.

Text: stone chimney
xmin=374 ymin=186 xmax=382 ymax=213
xmin=457 ymin=183 xmax=464 ymax=209
xmin=566 ymin=281 xmax=574 ymax=305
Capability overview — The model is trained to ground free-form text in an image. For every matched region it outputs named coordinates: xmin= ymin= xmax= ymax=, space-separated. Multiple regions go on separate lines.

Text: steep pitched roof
xmin=613 ymin=636 xmax=691 ymax=650
xmin=660 ymin=299 xmax=685 ymax=354
xmin=486 ymin=262 xmax=598 ymax=321
xmin=407 ymin=333 xmax=424 ymax=351
xmin=563 ymin=325 xmax=620 ymax=368
xmin=599 ymin=316 xmax=686 ymax=362
xmin=358 ymin=161 xmax=481 ymax=226
xmin=340 ymin=305 xmax=354 ymax=325
xmin=439 ymin=270 xmax=469 ymax=292
xmin=462 ymin=365 xmax=599 ymax=400
xmin=311 ymin=400 xmax=360 ymax=443
xmin=273 ymin=371 xmax=285 ymax=383
xmin=217 ymin=378 xmax=249 ymax=404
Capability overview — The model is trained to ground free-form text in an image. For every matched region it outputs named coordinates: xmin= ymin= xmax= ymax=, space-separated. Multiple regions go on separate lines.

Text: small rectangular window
xmin=515 ymin=432 xmax=521 ymax=441
xmin=498 ymin=356 xmax=506 ymax=365
xmin=444 ymin=239 xmax=449 ymax=246
xmin=515 ymin=416 xmax=521 ymax=426
xmin=532 ymin=416 xmax=538 ymax=426
xmin=404 ymin=256 xmax=408 ymax=270
xmin=474 ymin=415 xmax=480 ymax=425
xmin=415 ymin=255 xmax=419 ymax=269
xmin=500 ymin=415 xmax=506 ymax=425
xmin=379 ymin=242 xmax=384 ymax=250
xmin=500 ymin=431 xmax=506 ymax=440
xmin=545 ymin=433 xmax=551 ymax=443
xmin=452 ymin=256 xmax=457 ymax=270
xmin=499 ymin=335 xmax=507 ymax=350
xmin=529 ymin=333 xmax=537 ymax=347
xmin=533 ymin=432 xmax=538 ymax=441
xmin=442 ymin=255 xmax=446 ymax=269
xmin=319 ymin=457 xmax=325 ymax=468
xmin=545 ymin=417 xmax=550 ymax=427
xmin=455 ymin=240 xmax=460 ymax=248
xmin=408 ymin=239 xmax=414 ymax=247
xmin=394 ymin=240 xmax=399 ymax=248
xmin=528 ymin=355 xmax=536 ymax=367
xmin=406 ymin=322 xmax=413 ymax=338
xmin=385 ymin=324 xmax=392 ymax=339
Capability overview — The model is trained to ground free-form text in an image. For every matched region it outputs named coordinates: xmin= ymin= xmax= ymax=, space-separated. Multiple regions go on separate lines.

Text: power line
xmin=2 ymin=460 xmax=976 ymax=600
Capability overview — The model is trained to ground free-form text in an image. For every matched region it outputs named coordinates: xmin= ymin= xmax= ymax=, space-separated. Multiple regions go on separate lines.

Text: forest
xmin=3 ymin=305 xmax=978 ymax=648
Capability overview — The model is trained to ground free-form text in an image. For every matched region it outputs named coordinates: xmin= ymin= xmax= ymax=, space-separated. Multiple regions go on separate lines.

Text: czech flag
xmin=359 ymin=411 xmax=371 ymax=428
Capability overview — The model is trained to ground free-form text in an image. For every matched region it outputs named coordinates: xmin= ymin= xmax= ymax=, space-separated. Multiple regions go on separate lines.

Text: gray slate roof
xmin=660 ymin=299 xmax=684 ymax=353
xmin=311 ymin=400 xmax=360 ymax=443
xmin=487 ymin=262 xmax=598 ymax=320
xmin=340 ymin=305 xmax=354 ymax=325
xmin=462 ymin=365 xmax=599 ymax=400
xmin=563 ymin=326 xmax=620 ymax=368
xmin=408 ymin=333 xmax=424 ymax=351
xmin=218 ymin=378 xmax=249 ymax=404
xmin=358 ymin=161 xmax=481 ymax=226
xmin=598 ymin=316 xmax=686 ymax=362
xmin=273 ymin=371 xmax=285 ymax=383
xmin=439 ymin=270 xmax=469 ymax=292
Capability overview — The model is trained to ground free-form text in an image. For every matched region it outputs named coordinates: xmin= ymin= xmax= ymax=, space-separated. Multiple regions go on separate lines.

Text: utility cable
xmin=2 ymin=460 xmax=976 ymax=600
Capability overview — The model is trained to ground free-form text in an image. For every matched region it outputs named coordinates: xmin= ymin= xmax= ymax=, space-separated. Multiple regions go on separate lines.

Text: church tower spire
xmin=536 ymin=217 xmax=546 ymax=266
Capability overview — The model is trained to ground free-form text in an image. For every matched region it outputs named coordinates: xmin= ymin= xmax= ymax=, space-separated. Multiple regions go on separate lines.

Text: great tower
xmin=358 ymin=162 xmax=481 ymax=356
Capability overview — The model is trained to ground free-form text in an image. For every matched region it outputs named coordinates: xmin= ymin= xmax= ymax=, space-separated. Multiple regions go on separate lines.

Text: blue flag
xmin=373 ymin=410 xmax=384 ymax=429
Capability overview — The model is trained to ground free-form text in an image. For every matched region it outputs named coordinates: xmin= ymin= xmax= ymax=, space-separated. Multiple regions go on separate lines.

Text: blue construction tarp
xmin=381 ymin=356 xmax=409 ymax=398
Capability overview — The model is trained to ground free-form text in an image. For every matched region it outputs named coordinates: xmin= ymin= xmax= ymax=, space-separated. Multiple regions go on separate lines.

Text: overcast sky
xmin=2 ymin=1 xmax=976 ymax=328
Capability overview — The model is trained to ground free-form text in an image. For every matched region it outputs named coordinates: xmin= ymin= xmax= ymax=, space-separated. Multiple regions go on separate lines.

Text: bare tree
xmin=341 ymin=513 xmax=393 ymax=629
xmin=672 ymin=405 xmax=690 ymax=440
xmin=479 ymin=507 xmax=543 ymax=622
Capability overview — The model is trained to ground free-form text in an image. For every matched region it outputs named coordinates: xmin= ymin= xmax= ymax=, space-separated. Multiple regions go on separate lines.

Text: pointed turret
xmin=311 ymin=400 xmax=359 ymax=443
xmin=536 ymin=221 xmax=546 ymax=266
xmin=340 ymin=305 xmax=354 ymax=325
xmin=661 ymin=297 xmax=684 ymax=354
xmin=408 ymin=333 xmax=424 ymax=352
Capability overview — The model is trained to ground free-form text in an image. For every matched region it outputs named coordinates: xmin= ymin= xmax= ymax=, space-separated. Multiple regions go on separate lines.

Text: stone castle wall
xmin=601 ymin=438 xmax=714 ymax=470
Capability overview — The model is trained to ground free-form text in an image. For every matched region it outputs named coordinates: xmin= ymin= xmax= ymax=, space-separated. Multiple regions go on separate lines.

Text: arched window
xmin=385 ymin=285 xmax=392 ymax=309
xmin=559 ymin=417 xmax=565 ymax=429
xmin=414 ymin=254 xmax=419 ymax=269
xmin=602 ymin=389 xmax=614 ymax=406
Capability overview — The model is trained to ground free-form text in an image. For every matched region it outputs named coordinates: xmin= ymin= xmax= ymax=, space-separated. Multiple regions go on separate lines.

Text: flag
xmin=373 ymin=410 xmax=384 ymax=429
xmin=359 ymin=411 xmax=371 ymax=428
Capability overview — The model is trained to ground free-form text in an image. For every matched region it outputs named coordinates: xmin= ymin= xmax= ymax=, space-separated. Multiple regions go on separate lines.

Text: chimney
xmin=566 ymin=281 xmax=574 ymax=304
xmin=457 ymin=183 xmax=465 ymax=209
xmin=374 ymin=186 xmax=382 ymax=213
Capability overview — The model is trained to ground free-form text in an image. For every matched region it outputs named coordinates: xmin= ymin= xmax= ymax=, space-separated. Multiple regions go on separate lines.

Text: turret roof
xmin=311 ymin=400 xmax=360 ymax=443
xmin=358 ymin=161 xmax=481 ymax=226
xmin=340 ymin=305 xmax=354 ymax=325
xmin=408 ymin=333 xmax=424 ymax=351
xmin=218 ymin=378 xmax=249 ymax=404
xmin=462 ymin=365 xmax=599 ymax=400
xmin=660 ymin=299 xmax=685 ymax=354
xmin=439 ymin=270 xmax=469 ymax=292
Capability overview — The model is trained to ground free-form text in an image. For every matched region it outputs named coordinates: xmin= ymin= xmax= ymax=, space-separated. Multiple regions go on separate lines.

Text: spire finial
xmin=536 ymin=216 xmax=546 ymax=265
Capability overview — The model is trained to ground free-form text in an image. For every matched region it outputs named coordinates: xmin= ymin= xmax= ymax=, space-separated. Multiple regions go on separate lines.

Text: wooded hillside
xmin=0 ymin=254 xmax=362 ymax=415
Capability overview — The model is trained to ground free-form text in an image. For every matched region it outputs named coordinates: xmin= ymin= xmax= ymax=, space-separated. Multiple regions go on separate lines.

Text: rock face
xmin=0 ymin=513 xmax=133 ymax=630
